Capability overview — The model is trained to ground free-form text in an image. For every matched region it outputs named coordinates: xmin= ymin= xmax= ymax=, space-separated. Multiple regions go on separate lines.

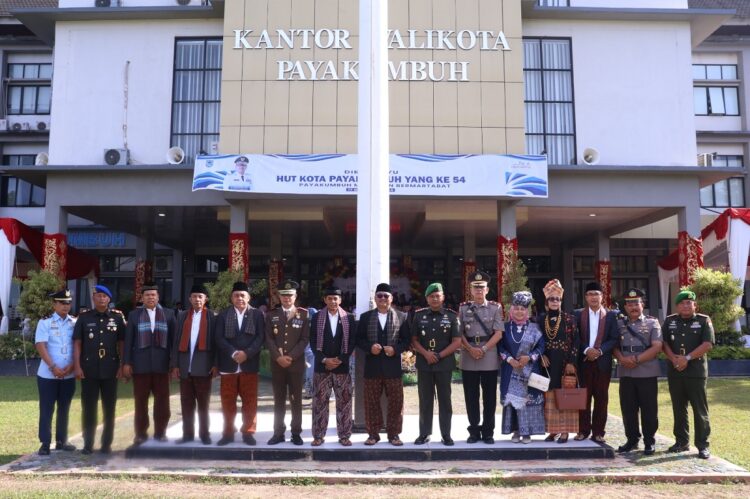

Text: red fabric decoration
xmin=678 ymin=231 xmax=703 ymax=287
xmin=229 ymin=233 xmax=249 ymax=281
xmin=462 ymin=260 xmax=477 ymax=303
xmin=497 ymin=235 xmax=518 ymax=303
xmin=595 ymin=260 xmax=612 ymax=308
xmin=133 ymin=259 xmax=153 ymax=306
xmin=268 ymin=259 xmax=284 ymax=309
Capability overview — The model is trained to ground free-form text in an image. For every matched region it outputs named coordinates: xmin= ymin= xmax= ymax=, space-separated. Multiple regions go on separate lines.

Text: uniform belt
xmin=621 ymin=345 xmax=645 ymax=353
xmin=465 ymin=335 xmax=490 ymax=345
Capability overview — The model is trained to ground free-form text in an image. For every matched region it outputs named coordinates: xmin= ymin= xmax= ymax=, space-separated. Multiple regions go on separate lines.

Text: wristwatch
xmin=481 ymin=345 xmax=488 ymax=353
xmin=685 ymin=354 xmax=692 ymax=361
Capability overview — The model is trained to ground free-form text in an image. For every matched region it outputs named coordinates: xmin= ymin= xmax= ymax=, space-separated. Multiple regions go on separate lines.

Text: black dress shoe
xmin=466 ymin=435 xmax=479 ymax=444
xmin=267 ymin=434 xmax=285 ymax=445
xmin=217 ymin=435 xmax=234 ymax=446
xmin=176 ymin=437 xmax=194 ymax=444
xmin=242 ymin=434 xmax=257 ymax=446
xmin=154 ymin=435 xmax=168 ymax=443
xmin=291 ymin=434 xmax=304 ymax=446
xmin=38 ymin=444 xmax=50 ymax=456
xmin=133 ymin=436 xmax=147 ymax=446
xmin=441 ymin=437 xmax=454 ymax=446
xmin=667 ymin=443 xmax=689 ymax=453
xmin=483 ymin=436 xmax=495 ymax=444
xmin=414 ymin=435 xmax=430 ymax=445
xmin=200 ymin=437 xmax=212 ymax=446
xmin=100 ymin=447 xmax=112 ymax=455
xmin=56 ymin=441 xmax=76 ymax=451
xmin=698 ymin=448 xmax=711 ymax=459
xmin=644 ymin=444 xmax=655 ymax=456
xmin=81 ymin=448 xmax=93 ymax=455
xmin=617 ymin=441 xmax=639 ymax=453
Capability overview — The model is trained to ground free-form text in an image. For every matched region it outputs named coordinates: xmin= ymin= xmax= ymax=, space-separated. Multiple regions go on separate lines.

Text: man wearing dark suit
xmin=122 ymin=283 xmax=177 ymax=445
xmin=356 ymin=282 xmax=411 ymax=446
xmin=170 ymin=284 xmax=217 ymax=445
xmin=265 ymin=280 xmax=309 ymax=446
xmin=214 ymin=281 xmax=265 ymax=446
xmin=574 ymin=281 xmax=618 ymax=443
xmin=309 ymin=287 xmax=356 ymax=447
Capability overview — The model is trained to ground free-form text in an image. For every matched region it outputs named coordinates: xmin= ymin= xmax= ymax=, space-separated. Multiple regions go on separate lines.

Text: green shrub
xmin=0 ymin=333 xmax=39 ymax=360
xmin=501 ymin=254 xmax=529 ymax=317
xmin=14 ymin=269 xmax=64 ymax=335
xmin=204 ymin=270 xmax=244 ymax=311
xmin=706 ymin=346 xmax=750 ymax=360
xmin=688 ymin=267 xmax=744 ymax=340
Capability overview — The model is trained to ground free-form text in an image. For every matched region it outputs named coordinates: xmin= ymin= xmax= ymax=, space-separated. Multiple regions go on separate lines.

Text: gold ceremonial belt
xmin=429 ymin=338 xmax=436 ymax=350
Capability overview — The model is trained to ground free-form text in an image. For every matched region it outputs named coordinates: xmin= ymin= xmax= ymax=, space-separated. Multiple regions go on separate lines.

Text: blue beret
xmin=94 ymin=285 xmax=113 ymax=300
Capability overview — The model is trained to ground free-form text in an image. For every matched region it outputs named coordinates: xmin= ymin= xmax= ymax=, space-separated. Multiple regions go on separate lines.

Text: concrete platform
xmin=126 ymin=412 xmax=613 ymax=461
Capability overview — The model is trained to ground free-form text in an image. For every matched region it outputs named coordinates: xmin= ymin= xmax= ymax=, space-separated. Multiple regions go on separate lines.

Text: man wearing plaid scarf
xmin=123 ymin=283 xmax=177 ymax=445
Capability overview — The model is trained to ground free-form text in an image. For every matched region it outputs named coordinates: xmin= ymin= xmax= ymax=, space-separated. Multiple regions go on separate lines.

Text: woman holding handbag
xmin=538 ymin=279 xmax=580 ymax=444
xmin=498 ymin=291 xmax=546 ymax=444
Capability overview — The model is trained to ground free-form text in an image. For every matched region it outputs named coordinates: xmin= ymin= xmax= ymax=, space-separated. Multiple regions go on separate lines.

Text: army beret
xmin=675 ymin=290 xmax=696 ymax=304
xmin=93 ymin=285 xmax=112 ymax=300
xmin=425 ymin=282 xmax=443 ymax=296
xmin=278 ymin=280 xmax=299 ymax=295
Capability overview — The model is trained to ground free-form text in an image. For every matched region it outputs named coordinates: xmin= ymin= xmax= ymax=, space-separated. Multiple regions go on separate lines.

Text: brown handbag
xmin=554 ymin=371 xmax=587 ymax=410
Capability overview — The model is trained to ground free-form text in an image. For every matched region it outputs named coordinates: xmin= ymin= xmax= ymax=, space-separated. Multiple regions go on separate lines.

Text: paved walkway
xmin=2 ymin=380 xmax=748 ymax=483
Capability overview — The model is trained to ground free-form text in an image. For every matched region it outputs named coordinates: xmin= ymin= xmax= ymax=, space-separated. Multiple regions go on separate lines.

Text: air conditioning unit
xmin=698 ymin=153 xmax=713 ymax=167
xmin=36 ymin=120 xmax=49 ymax=131
xmin=94 ymin=0 xmax=115 ymax=7
xmin=104 ymin=148 xmax=129 ymax=166
xmin=176 ymin=0 xmax=193 ymax=5
xmin=0 ymin=119 xmax=7 ymax=131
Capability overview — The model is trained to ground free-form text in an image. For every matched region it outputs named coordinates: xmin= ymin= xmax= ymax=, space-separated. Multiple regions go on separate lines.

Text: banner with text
xmin=192 ymin=154 xmax=547 ymax=197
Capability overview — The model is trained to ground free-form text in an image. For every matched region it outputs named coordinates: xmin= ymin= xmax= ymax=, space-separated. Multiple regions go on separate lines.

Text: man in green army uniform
xmin=662 ymin=290 xmax=714 ymax=459
xmin=411 ymin=283 xmax=461 ymax=446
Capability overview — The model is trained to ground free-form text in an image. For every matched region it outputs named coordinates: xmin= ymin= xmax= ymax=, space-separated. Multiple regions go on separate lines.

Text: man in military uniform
xmin=35 ymin=289 xmax=77 ymax=456
xmin=458 ymin=270 xmax=503 ymax=444
xmin=170 ymin=283 xmax=217 ymax=445
xmin=411 ymin=283 xmax=461 ymax=446
xmin=612 ymin=288 xmax=662 ymax=456
xmin=73 ymin=285 xmax=126 ymax=455
xmin=222 ymin=156 xmax=253 ymax=191
xmin=265 ymin=280 xmax=309 ymax=446
xmin=662 ymin=290 xmax=715 ymax=459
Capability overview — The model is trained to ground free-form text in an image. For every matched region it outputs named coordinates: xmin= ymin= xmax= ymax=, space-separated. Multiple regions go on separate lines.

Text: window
xmin=700 ymin=155 xmax=745 ymax=208
xmin=538 ymin=0 xmax=569 ymax=5
xmin=692 ymin=64 xmax=737 ymax=81
xmin=6 ymin=63 xmax=52 ymax=116
xmin=3 ymin=155 xmax=36 ymax=166
xmin=0 ymin=176 xmax=46 ymax=207
xmin=523 ymin=38 xmax=576 ymax=165
xmin=694 ymin=87 xmax=740 ymax=116
xmin=171 ymin=38 xmax=222 ymax=163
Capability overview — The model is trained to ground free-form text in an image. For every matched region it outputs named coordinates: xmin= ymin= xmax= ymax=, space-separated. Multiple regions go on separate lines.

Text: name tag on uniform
xmin=691 ymin=322 xmax=701 ymax=329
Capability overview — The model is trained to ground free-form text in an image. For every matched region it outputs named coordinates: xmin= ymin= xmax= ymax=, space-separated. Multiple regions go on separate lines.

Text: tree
xmin=15 ymin=269 xmax=64 ymax=336
xmin=501 ymin=254 xmax=530 ymax=315
xmin=687 ymin=267 xmax=744 ymax=345
xmin=204 ymin=270 xmax=244 ymax=311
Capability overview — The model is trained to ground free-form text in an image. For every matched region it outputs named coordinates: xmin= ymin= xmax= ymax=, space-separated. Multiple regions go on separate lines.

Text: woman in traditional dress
xmin=498 ymin=291 xmax=546 ymax=443
xmin=538 ymin=279 xmax=580 ymax=444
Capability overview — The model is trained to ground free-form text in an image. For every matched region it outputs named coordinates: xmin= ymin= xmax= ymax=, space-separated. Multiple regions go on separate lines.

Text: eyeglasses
xmin=375 ymin=293 xmax=391 ymax=299
xmin=547 ymin=297 xmax=561 ymax=302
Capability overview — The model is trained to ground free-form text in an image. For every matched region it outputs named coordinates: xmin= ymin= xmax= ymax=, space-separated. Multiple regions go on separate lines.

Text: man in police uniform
xmin=411 ymin=283 xmax=461 ymax=446
xmin=264 ymin=279 xmax=309 ymax=446
xmin=662 ymin=290 xmax=714 ymax=459
xmin=35 ymin=289 xmax=77 ymax=456
xmin=222 ymin=156 xmax=253 ymax=191
xmin=458 ymin=270 xmax=503 ymax=444
xmin=73 ymin=285 xmax=126 ymax=455
xmin=612 ymin=288 xmax=662 ymax=456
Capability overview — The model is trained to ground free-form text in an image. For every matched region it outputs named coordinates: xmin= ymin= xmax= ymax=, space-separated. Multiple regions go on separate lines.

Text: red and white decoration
xmin=595 ymin=260 xmax=612 ymax=309
xmin=268 ymin=259 xmax=284 ymax=309
xmin=133 ymin=259 xmax=153 ymax=307
xmin=497 ymin=235 xmax=518 ymax=304
xmin=0 ymin=218 xmax=99 ymax=334
xmin=462 ymin=260 xmax=477 ymax=303
xmin=658 ymin=209 xmax=750 ymax=323
xmin=229 ymin=233 xmax=249 ymax=281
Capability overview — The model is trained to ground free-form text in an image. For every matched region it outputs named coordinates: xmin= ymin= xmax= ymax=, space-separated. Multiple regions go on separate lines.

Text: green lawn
xmin=0 ymin=376 xmax=136 ymax=465
xmin=609 ymin=378 xmax=750 ymax=470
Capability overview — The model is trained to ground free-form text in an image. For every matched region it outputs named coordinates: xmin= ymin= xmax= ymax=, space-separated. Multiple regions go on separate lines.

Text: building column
xmin=677 ymin=205 xmax=703 ymax=287
xmin=228 ymin=201 xmax=249 ymax=282
xmin=497 ymin=201 xmax=518 ymax=305
xmin=134 ymin=209 xmax=154 ymax=306
xmin=462 ymin=223 xmax=477 ymax=302
xmin=594 ymin=231 xmax=612 ymax=308
xmin=42 ymin=205 xmax=68 ymax=281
